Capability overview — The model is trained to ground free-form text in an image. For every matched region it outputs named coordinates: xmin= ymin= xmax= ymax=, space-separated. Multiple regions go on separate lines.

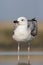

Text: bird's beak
xmin=13 ymin=20 xmax=19 ymax=23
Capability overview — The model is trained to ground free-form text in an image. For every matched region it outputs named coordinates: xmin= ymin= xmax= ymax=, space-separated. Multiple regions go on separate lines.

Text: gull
xmin=12 ymin=17 xmax=37 ymax=64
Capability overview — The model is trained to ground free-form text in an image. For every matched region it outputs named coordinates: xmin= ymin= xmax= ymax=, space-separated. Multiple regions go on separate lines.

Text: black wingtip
xmin=31 ymin=18 xmax=37 ymax=21
xmin=28 ymin=18 xmax=37 ymax=22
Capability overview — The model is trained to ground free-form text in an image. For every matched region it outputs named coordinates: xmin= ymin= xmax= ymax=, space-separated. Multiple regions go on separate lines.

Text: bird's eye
xmin=21 ymin=19 xmax=24 ymax=21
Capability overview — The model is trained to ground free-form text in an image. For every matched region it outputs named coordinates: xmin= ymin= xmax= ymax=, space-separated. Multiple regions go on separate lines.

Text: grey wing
xmin=31 ymin=19 xmax=37 ymax=36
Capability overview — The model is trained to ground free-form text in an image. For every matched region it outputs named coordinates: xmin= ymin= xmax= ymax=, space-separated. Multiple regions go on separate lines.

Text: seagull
xmin=12 ymin=17 xmax=37 ymax=64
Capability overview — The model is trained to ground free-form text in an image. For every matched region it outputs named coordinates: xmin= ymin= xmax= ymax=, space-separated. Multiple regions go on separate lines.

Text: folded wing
xmin=28 ymin=18 xmax=37 ymax=36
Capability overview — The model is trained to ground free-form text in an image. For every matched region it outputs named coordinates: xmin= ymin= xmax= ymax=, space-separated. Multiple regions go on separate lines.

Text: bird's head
xmin=13 ymin=17 xmax=27 ymax=25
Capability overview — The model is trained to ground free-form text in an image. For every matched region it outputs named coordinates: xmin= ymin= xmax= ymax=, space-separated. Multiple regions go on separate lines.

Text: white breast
xmin=13 ymin=25 xmax=32 ymax=42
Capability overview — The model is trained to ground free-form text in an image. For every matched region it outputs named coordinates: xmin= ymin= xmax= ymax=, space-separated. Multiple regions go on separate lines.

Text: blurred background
xmin=0 ymin=0 xmax=43 ymax=64
xmin=0 ymin=0 xmax=43 ymax=52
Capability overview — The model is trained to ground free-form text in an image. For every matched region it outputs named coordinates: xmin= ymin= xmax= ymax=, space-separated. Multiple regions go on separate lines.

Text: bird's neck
xmin=18 ymin=25 xmax=27 ymax=29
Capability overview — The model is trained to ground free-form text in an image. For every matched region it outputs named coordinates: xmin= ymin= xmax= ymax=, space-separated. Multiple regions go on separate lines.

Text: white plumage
xmin=12 ymin=17 xmax=37 ymax=64
xmin=13 ymin=17 xmax=36 ymax=42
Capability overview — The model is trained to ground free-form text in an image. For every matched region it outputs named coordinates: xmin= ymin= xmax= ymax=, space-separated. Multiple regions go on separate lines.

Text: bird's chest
xmin=14 ymin=26 xmax=31 ymax=41
xmin=15 ymin=27 xmax=28 ymax=37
